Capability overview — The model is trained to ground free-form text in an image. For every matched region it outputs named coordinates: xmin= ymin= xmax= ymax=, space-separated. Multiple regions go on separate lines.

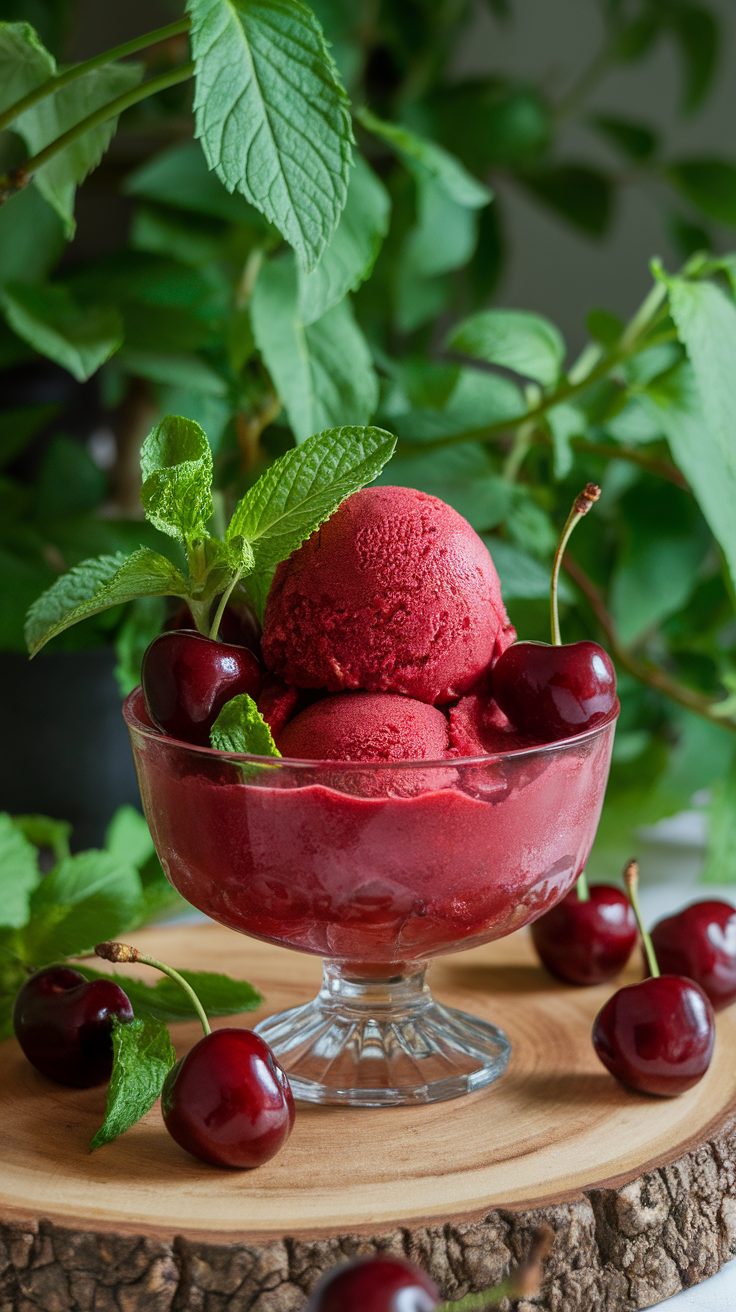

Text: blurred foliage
xmin=1 ymin=0 xmax=736 ymax=879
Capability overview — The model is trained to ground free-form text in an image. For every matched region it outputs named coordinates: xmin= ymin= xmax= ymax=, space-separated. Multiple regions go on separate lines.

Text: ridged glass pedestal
xmin=254 ymin=961 xmax=511 ymax=1107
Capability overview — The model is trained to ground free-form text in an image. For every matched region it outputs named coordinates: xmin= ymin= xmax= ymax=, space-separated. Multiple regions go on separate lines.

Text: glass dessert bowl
xmin=124 ymin=687 xmax=618 ymax=1107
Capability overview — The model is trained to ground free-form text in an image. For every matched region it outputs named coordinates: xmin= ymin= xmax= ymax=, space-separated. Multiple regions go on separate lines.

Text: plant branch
xmin=562 ymin=552 xmax=736 ymax=736
xmin=0 ymin=61 xmax=195 ymax=205
xmin=570 ymin=439 xmax=689 ymax=490
xmin=0 ymin=18 xmax=192 ymax=135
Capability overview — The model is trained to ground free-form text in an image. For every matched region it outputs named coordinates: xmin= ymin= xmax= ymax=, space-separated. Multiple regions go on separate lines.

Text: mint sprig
xmin=210 ymin=693 xmax=281 ymax=756
xmin=90 ymin=1014 xmax=176 ymax=1151
xmin=25 ymin=416 xmax=397 ymax=654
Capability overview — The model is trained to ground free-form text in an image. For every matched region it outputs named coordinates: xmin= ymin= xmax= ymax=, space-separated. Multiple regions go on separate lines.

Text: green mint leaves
xmin=210 ymin=693 xmax=281 ymax=755
xmin=90 ymin=1014 xmax=176 ymax=1151
xmin=187 ymin=0 xmax=353 ymax=272
xmin=26 ymin=416 xmax=397 ymax=656
xmin=76 ymin=964 xmax=263 ymax=1023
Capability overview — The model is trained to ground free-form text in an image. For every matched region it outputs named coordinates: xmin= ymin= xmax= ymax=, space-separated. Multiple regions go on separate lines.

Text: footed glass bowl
xmin=124 ymin=688 xmax=617 ymax=1106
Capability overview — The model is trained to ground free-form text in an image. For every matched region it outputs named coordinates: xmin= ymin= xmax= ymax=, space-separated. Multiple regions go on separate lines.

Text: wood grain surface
xmin=2 ymin=922 xmax=736 ymax=1312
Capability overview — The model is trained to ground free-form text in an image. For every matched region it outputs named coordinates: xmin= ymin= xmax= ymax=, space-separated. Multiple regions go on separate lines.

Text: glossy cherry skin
xmin=142 ymin=630 xmax=261 ymax=747
xmin=592 ymin=976 xmax=715 ymax=1096
xmin=650 ymin=901 xmax=736 ymax=1011
xmin=165 ymin=601 xmax=261 ymax=658
xmin=531 ymin=884 xmax=637 ymax=985
xmin=13 ymin=966 xmax=133 ymax=1087
xmin=161 ymin=1028 xmax=295 ymax=1168
xmin=492 ymin=640 xmax=617 ymax=740
xmin=305 ymin=1257 xmax=440 ymax=1312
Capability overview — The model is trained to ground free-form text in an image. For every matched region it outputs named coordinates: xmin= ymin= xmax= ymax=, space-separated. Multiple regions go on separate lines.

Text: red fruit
xmin=142 ymin=630 xmax=261 ymax=747
xmin=161 ymin=1028 xmax=295 ymax=1168
xmin=531 ymin=884 xmax=637 ymax=985
xmin=13 ymin=966 xmax=133 ymax=1087
xmin=257 ymin=674 xmax=302 ymax=737
xmin=492 ymin=640 xmax=617 ymax=740
xmin=651 ymin=901 xmax=736 ymax=1011
xmin=306 ymin=1257 xmax=440 ymax=1312
xmin=592 ymin=976 xmax=715 ymax=1096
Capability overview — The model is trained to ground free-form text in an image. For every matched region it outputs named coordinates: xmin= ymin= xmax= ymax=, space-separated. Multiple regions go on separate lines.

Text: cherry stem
xmin=550 ymin=483 xmax=601 ymax=646
xmin=209 ymin=572 xmax=242 ymax=641
xmin=95 ymin=942 xmax=212 ymax=1036
xmin=623 ymin=860 xmax=660 ymax=979
xmin=576 ymin=868 xmax=590 ymax=902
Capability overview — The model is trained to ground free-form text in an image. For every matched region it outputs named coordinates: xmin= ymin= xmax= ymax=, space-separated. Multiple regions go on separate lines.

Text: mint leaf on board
xmin=666 ymin=160 xmax=736 ymax=227
xmin=355 ymin=107 xmax=492 ymax=209
xmin=25 ymin=548 xmax=190 ymax=656
xmin=446 ymin=308 xmax=565 ymax=388
xmin=90 ymin=1014 xmax=176 ymax=1151
xmin=0 ymin=813 xmax=41 ymax=930
xmin=0 ymin=22 xmax=55 ymax=116
xmin=227 ymin=423 xmax=396 ymax=572
xmin=0 ymin=283 xmax=123 ymax=382
xmin=298 ymin=153 xmax=391 ymax=325
xmin=140 ymin=413 xmax=214 ymax=541
xmin=210 ymin=693 xmax=280 ymax=755
xmin=21 ymin=851 xmax=142 ymax=965
xmin=76 ymin=965 xmax=263 ymax=1022
xmin=15 ymin=61 xmax=144 ymax=238
xmin=187 ymin=0 xmax=353 ymax=271
xmin=251 ymin=254 xmax=378 ymax=443
xmin=11 ymin=814 xmax=71 ymax=863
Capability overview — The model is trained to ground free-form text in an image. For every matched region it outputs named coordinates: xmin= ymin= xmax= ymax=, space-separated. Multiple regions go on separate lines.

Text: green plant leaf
xmin=388 ymin=366 xmax=524 ymax=443
xmin=105 ymin=806 xmax=154 ymax=870
xmin=0 ymin=21 xmax=55 ymax=117
xmin=76 ymin=965 xmax=263 ymax=1022
xmin=0 ymin=185 xmax=65 ymax=287
xmin=382 ymin=443 xmax=513 ymax=532
xmin=518 ymin=165 xmax=613 ymax=236
xmin=665 ymin=3 xmax=719 ymax=113
xmin=187 ymin=0 xmax=353 ymax=271
xmin=117 ymin=351 xmax=228 ymax=397
xmin=547 ymin=402 xmax=586 ymax=478
xmin=446 ymin=308 xmax=565 ymax=388
xmin=90 ymin=1014 xmax=176 ymax=1151
xmin=643 ymin=360 xmax=736 ymax=592
xmin=701 ymin=745 xmax=736 ymax=883
xmin=125 ymin=139 xmax=266 ymax=225
xmin=227 ymin=422 xmax=396 ymax=569
xmin=486 ymin=537 xmax=573 ymax=602
xmin=113 ymin=595 xmax=167 ymax=698
xmin=251 ymin=254 xmax=378 ymax=442
xmin=11 ymin=814 xmax=71 ymax=863
xmin=0 ymin=402 xmax=59 ymax=468
xmin=0 ymin=812 xmax=40 ymax=930
xmin=22 ymin=851 xmax=143 ymax=965
xmin=355 ymin=107 xmax=491 ymax=209
xmin=14 ymin=61 xmax=144 ymax=238
xmin=298 ymin=152 xmax=390 ymax=324
xmin=140 ymin=414 xmax=214 ymax=541
xmin=210 ymin=692 xmax=280 ymax=754
xmin=0 ymin=282 xmax=123 ymax=382
xmin=25 ymin=549 xmax=190 ymax=656
xmin=666 ymin=160 xmax=736 ymax=227
xmin=402 ymin=174 xmax=480 ymax=279
xmin=590 ymin=114 xmax=657 ymax=161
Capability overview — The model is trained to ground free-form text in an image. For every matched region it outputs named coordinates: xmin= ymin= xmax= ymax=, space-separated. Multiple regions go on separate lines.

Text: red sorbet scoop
xmin=262 ymin=485 xmax=515 ymax=705
xmin=278 ymin=691 xmax=450 ymax=761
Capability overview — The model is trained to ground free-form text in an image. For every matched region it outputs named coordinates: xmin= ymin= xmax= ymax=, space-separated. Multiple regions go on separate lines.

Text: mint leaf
xmin=0 ymin=186 xmax=65 ymax=289
xmin=446 ymin=308 xmax=565 ymax=388
xmin=210 ymin=693 xmax=280 ymax=755
xmin=0 ymin=813 xmax=41 ymax=930
xmin=105 ymin=806 xmax=154 ymax=870
xmin=187 ymin=0 xmax=353 ymax=271
xmin=402 ymin=174 xmax=480 ymax=279
xmin=140 ymin=413 xmax=214 ymax=541
xmin=15 ymin=61 xmax=144 ymax=238
xmin=227 ymin=423 xmax=396 ymax=572
xmin=251 ymin=254 xmax=378 ymax=442
xmin=356 ymin=107 xmax=491 ymax=209
xmin=90 ymin=1014 xmax=176 ymax=1151
xmin=0 ymin=22 xmax=55 ymax=118
xmin=11 ymin=814 xmax=71 ymax=863
xmin=77 ymin=965 xmax=263 ymax=1022
xmin=21 ymin=851 xmax=143 ymax=965
xmin=25 ymin=548 xmax=190 ymax=656
xmin=666 ymin=160 xmax=736 ymax=228
xmin=0 ymin=283 xmax=123 ymax=382
xmin=298 ymin=153 xmax=390 ymax=324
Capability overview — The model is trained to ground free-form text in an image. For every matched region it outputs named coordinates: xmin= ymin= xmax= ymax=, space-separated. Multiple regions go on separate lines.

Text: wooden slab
xmin=2 ymin=923 xmax=736 ymax=1312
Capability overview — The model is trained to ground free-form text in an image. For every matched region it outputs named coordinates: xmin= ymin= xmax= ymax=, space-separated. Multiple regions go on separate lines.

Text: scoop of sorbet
xmin=277 ymin=691 xmax=450 ymax=762
xmin=262 ymin=486 xmax=515 ymax=705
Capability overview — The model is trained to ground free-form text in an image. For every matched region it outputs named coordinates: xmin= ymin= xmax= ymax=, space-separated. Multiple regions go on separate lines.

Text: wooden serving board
xmin=2 ymin=923 xmax=736 ymax=1312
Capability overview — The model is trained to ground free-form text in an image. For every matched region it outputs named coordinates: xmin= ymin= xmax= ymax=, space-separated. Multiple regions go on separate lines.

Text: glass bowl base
xmin=253 ymin=961 xmax=511 ymax=1107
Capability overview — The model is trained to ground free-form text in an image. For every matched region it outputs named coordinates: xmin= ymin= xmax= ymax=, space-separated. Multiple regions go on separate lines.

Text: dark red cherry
xmin=165 ymin=601 xmax=262 ymax=657
xmin=492 ymin=640 xmax=617 ymax=740
xmin=306 ymin=1257 xmax=440 ymax=1312
xmin=161 ymin=1028 xmax=295 ymax=1168
xmin=13 ymin=966 xmax=133 ymax=1087
xmin=592 ymin=975 xmax=715 ymax=1096
xmin=142 ymin=630 xmax=261 ymax=747
xmin=531 ymin=884 xmax=637 ymax=985
xmin=651 ymin=901 xmax=736 ymax=1011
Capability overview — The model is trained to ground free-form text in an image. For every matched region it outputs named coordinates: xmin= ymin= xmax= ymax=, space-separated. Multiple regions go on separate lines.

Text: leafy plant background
xmin=1 ymin=0 xmax=736 ymax=882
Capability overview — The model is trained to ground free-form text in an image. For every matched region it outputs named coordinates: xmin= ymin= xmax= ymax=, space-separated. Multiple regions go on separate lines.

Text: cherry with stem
xmin=95 ymin=941 xmax=294 ymax=1168
xmin=530 ymin=858 xmax=637 ymax=987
